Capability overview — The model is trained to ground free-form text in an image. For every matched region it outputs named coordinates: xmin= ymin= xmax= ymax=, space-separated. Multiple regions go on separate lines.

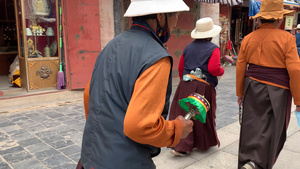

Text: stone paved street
xmin=0 ymin=66 xmax=238 ymax=169
xmin=0 ymin=66 xmax=299 ymax=168
xmin=0 ymin=102 xmax=85 ymax=169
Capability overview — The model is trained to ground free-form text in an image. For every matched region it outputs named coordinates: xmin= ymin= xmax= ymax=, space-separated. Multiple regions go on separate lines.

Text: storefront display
xmin=14 ymin=0 xmax=60 ymax=91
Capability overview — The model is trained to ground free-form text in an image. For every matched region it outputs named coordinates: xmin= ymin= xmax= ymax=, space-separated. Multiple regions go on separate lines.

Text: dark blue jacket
xmin=182 ymin=40 xmax=219 ymax=87
xmin=80 ymin=26 xmax=172 ymax=169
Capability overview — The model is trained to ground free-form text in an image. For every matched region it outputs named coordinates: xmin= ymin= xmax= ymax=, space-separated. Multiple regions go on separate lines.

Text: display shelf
xmin=14 ymin=0 xmax=60 ymax=91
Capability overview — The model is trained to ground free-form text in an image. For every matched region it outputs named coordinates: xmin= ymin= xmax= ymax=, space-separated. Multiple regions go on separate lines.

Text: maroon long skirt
xmin=169 ymin=80 xmax=220 ymax=152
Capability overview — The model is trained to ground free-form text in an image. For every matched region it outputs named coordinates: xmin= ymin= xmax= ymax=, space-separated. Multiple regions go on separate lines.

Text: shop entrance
xmin=230 ymin=6 xmax=253 ymax=54
xmin=0 ymin=0 xmax=22 ymax=95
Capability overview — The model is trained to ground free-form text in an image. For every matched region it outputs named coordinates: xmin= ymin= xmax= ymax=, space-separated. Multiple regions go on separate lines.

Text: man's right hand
xmin=176 ymin=115 xmax=193 ymax=138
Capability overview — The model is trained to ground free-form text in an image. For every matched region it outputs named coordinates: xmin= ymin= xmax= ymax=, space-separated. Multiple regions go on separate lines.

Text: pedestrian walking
xmin=169 ymin=17 xmax=224 ymax=156
xmin=77 ymin=0 xmax=194 ymax=168
xmin=236 ymin=0 xmax=300 ymax=168
xmin=294 ymin=24 xmax=300 ymax=57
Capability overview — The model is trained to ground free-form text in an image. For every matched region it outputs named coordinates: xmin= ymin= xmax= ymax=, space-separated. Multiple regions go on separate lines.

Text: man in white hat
xmin=236 ymin=0 xmax=300 ymax=168
xmin=78 ymin=0 xmax=193 ymax=168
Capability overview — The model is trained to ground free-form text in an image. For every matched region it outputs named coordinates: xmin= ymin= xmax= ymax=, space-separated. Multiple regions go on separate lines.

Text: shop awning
xmin=195 ymin=0 xmax=243 ymax=6
xmin=283 ymin=0 xmax=300 ymax=8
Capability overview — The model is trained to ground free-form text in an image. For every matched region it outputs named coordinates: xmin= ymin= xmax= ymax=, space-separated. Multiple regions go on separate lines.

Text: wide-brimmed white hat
xmin=191 ymin=17 xmax=221 ymax=39
xmin=124 ymin=0 xmax=190 ymax=17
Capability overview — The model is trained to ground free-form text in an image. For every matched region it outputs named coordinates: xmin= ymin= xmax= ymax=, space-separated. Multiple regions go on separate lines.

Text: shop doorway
xmin=0 ymin=0 xmax=22 ymax=95
xmin=230 ymin=6 xmax=253 ymax=54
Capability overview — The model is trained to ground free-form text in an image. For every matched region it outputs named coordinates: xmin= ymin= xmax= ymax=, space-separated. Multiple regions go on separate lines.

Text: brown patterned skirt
xmin=169 ymin=80 xmax=220 ymax=152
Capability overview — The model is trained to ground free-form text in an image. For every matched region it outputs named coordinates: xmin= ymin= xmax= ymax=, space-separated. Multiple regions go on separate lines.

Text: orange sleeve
xmin=285 ymin=35 xmax=300 ymax=105
xmin=236 ymin=37 xmax=248 ymax=97
xmin=123 ymin=57 xmax=183 ymax=148
xmin=83 ymin=80 xmax=90 ymax=119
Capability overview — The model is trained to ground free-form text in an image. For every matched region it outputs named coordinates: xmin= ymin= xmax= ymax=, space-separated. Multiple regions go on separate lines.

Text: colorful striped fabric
xmin=195 ymin=0 xmax=243 ymax=6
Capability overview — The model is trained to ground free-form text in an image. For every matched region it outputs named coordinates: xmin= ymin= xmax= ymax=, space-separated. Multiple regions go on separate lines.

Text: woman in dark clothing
xmin=169 ymin=17 xmax=224 ymax=156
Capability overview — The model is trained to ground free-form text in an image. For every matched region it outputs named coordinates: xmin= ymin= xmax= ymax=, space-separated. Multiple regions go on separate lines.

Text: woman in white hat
xmin=78 ymin=0 xmax=194 ymax=169
xmin=169 ymin=17 xmax=224 ymax=156
xmin=236 ymin=0 xmax=300 ymax=168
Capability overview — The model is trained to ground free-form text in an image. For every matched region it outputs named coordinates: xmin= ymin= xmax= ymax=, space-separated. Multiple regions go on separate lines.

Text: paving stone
xmin=64 ymin=132 xmax=83 ymax=145
xmin=49 ymin=125 xmax=70 ymax=134
xmin=40 ymin=135 xmax=65 ymax=144
xmin=26 ymin=124 xmax=48 ymax=133
xmin=58 ymin=128 xmax=78 ymax=137
xmin=6 ymin=129 xmax=28 ymax=136
xmin=41 ymin=121 xmax=62 ymax=128
xmin=0 ymin=146 xmax=25 ymax=156
xmin=0 ymin=125 xmax=22 ymax=133
xmin=0 ymin=138 xmax=19 ymax=152
xmin=51 ymin=106 xmax=71 ymax=113
xmin=11 ymin=158 xmax=47 ymax=169
xmin=25 ymin=142 xmax=52 ymax=154
xmin=65 ymin=112 xmax=84 ymax=117
xmin=10 ymin=133 xmax=35 ymax=142
xmin=0 ymin=134 xmax=10 ymax=142
xmin=2 ymin=150 xmax=32 ymax=164
xmin=29 ymin=115 xmax=51 ymax=124
xmin=18 ymin=138 xmax=42 ymax=147
xmin=6 ymin=114 xmax=22 ymax=119
xmin=69 ymin=122 xmax=85 ymax=131
xmin=48 ymin=139 xmax=74 ymax=149
xmin=59 ymin=144 xmax=81 ymax=156
xmin=24 ymin=112 xmax=41 ymax=118
xmin=9 ymin=116 xmax=29 ymax=123
xmin=44 ymin=112 xmax=64 ymax=119
xmin=34 ymin=148 xmax=62 ymax=161
xmin=0 ymin=121 xmax=15 ymax=128
xmin=52 ymin=162 xmax=77 ymax=169
xmin=42 ymin=154 xmax=73 ymax=168
xmin=35 ymin=130 xmax=56 ymax=138
xmin=0 ymin=162 xmax=11 ymax=169
xmin=15 ymin=120 xmax=38 ymax=129
xmin=54 ymin=116 xmax=71 ymax=122
xmin=61 ymin=119 xmax=83 ymax=126
xmin=68 ymin=153 xmax=81 ymax=163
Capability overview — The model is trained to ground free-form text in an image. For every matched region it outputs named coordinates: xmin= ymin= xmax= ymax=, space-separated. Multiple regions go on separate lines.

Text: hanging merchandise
xmin=231 ymin=40 xmax=238 ymax=59
xmin=249 ymin=0 xmax=261 ymax=17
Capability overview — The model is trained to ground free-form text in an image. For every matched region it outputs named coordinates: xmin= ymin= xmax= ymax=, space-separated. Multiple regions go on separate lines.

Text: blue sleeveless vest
xmin=80 ymin=26 xmax=172 ymax=169
xmin=182 ymin=40 xmax=219 ymax=87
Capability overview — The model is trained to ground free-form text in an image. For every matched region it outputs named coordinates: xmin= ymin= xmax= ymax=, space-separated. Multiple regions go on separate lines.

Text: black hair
xmin=260 ymin=19 xmax=276 ymax=24
xmin=132 ymin=12 xmax=178 ymax=22
xmin=132 ymin=14 xmax=157 ymax=22
xmin=195 ymin=38 xmax=212 ymax=41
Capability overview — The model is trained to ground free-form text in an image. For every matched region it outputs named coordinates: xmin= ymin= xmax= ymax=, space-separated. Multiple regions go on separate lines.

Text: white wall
xmin=99 ymin=0 xmax=114 ymax=49
xmin=199 ymin=2 xmax=220 ymax=46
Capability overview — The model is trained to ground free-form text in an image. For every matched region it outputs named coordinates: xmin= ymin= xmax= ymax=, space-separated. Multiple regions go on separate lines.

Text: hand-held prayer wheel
xmin=179 ymin=93 xmax=210 ymax=123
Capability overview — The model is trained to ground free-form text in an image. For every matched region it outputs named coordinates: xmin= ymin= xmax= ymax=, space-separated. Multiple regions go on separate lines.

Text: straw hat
xmin=250 ymin=0 xmax=294 ymax=20
xmin=191 ymin=17 xmax=221 ymax=39
xmin=124 ymin=0 xmax=190 ymax=17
